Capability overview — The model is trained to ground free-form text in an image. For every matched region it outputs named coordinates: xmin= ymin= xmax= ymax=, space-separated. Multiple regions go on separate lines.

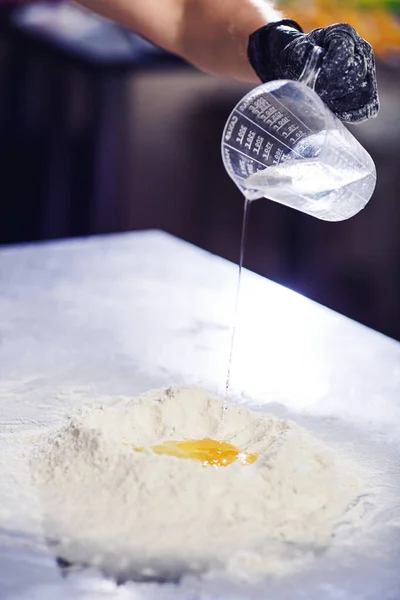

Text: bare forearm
xmin=178 ymin=0 xmax=283 ymax=81
xmin=77 ymin=0 xmax=282 ymax=82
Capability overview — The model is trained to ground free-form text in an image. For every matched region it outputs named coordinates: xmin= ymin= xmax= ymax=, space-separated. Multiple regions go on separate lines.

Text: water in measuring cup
xmin=244 ymin=132 xmax=376 ymax=221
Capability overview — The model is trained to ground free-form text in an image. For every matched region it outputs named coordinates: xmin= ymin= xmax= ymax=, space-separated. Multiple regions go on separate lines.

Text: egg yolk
xmin=131 ymin=438 xmax=257 ymax=467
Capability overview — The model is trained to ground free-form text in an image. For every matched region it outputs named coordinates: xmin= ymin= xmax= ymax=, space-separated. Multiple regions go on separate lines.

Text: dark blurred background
xmin=1 ymin=1 xmax=400 ymax=340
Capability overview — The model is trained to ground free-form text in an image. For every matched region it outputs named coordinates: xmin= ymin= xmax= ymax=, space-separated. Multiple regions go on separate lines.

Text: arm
xmin=77 ymin=0 xmax=378 ymax=123
xmin=77 ymin=0 xmax=282 ymax=82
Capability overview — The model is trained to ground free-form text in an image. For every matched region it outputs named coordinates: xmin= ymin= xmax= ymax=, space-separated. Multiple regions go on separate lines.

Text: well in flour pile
xmin=32 ymin=386 xmax=366 ymax=581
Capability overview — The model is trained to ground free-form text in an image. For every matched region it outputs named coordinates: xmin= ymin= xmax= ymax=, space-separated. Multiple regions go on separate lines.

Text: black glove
xmin=248 ymin=20 xmax=379 ymax=124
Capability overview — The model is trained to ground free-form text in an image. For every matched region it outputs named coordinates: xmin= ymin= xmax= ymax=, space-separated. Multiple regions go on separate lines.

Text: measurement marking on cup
xmin=224 ymin=143 xmax=268 ymax=169
xmin=234 ymin=110 xmax=304 ymax=159
xmin=271 ymin=95 xmax=313 ymax=135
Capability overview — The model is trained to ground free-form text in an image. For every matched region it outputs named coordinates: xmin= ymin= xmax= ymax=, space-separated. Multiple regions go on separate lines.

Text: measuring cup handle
xmin=298 ymin=45 xmax=324 ymax=90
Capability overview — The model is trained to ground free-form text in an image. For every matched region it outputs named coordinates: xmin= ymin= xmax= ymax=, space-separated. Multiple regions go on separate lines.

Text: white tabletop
xmin=0 ymin=230 xmax=399 ymax=600
xmin=1 ymin=229 xmax=399 ymax=430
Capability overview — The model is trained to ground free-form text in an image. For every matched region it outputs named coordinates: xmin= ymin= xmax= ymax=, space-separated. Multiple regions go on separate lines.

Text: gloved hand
xmin=248 ymin=20 xmax=379 ymax=124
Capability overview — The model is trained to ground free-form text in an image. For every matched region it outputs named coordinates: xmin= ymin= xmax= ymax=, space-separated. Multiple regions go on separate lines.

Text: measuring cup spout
xmin=298 ymin=45 xmax=324 ymax=90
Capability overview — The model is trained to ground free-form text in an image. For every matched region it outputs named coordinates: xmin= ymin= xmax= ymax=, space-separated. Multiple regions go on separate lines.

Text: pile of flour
xmin=32 ymin=386 xmax=367 ymax=581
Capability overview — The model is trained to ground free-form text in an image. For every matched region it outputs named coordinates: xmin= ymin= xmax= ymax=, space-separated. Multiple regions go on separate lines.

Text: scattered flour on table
xmin=32 ymin=386 xmax=367 ymax=581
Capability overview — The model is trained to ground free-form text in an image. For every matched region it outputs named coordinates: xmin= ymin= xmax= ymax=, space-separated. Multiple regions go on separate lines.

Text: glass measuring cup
xmin=221 ymin=48 xmax=377 ymax=221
